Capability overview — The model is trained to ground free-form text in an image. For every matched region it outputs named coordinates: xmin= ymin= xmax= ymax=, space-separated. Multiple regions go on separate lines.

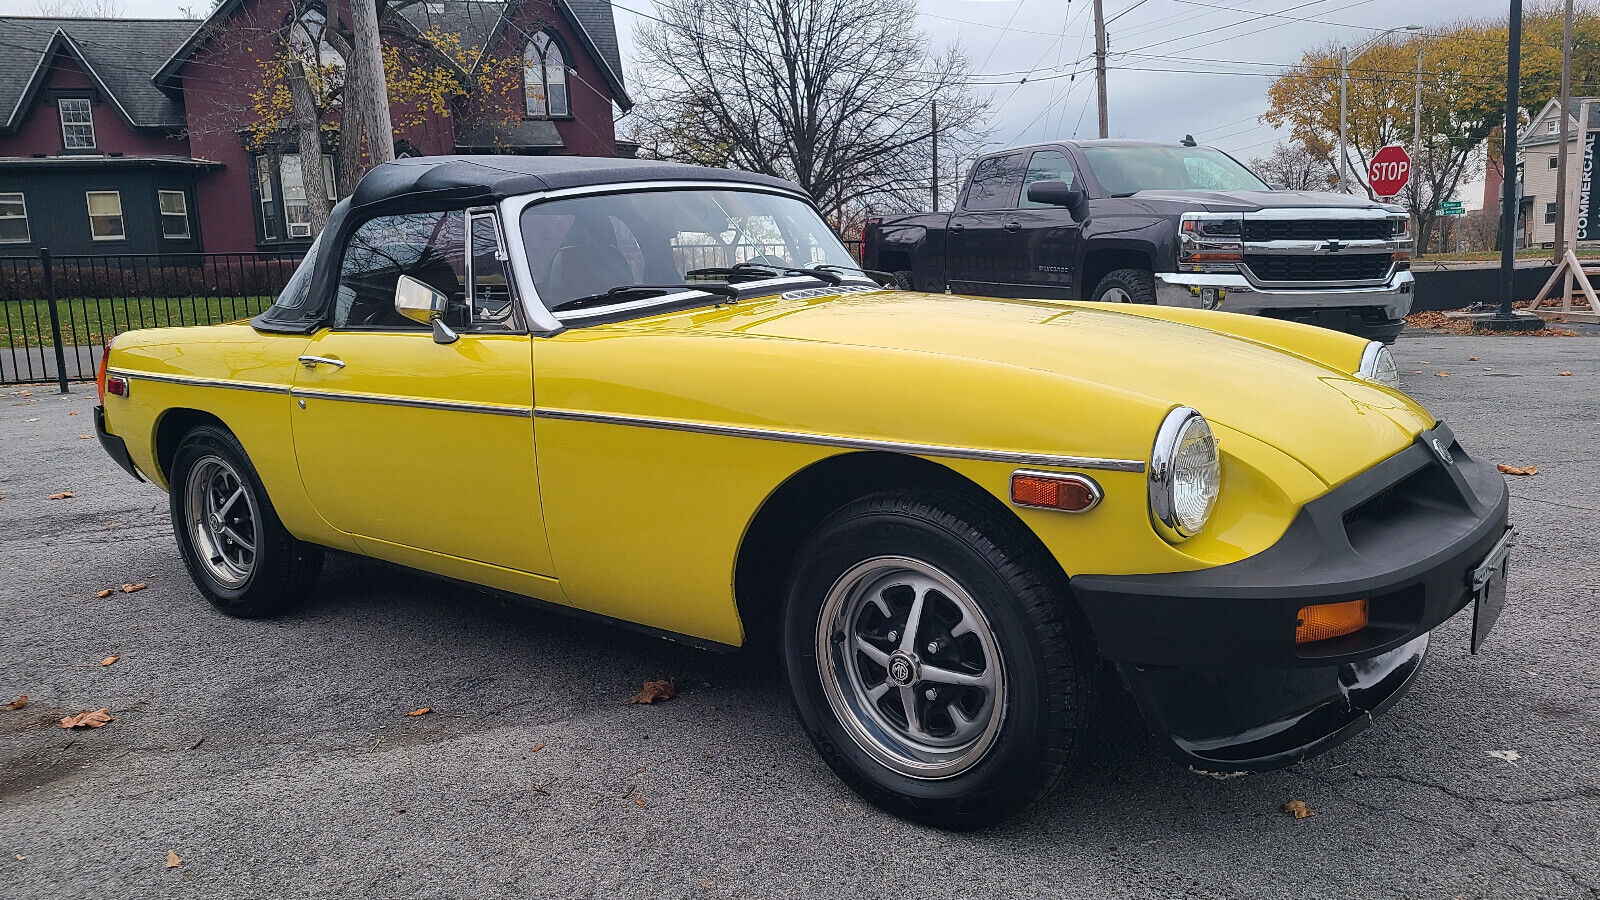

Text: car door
xmin=1013 ymin=148 xmax=1085 ymax=299
xmin=290 ymin=206 xmax=555 ymax=577
xmin=947 ymin=152 xmax=1026 ymax=295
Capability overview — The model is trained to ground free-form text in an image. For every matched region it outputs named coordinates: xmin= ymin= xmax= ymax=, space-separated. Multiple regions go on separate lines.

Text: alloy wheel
xmin=816 ymin=556 xmax=1007 ymax=779
xmin=183 ymin=455 xmax=260 ymax=589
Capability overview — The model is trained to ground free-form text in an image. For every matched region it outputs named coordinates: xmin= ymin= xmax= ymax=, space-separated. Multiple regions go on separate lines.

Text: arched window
xmin=523 ymin=31 xmax=569 ymax=118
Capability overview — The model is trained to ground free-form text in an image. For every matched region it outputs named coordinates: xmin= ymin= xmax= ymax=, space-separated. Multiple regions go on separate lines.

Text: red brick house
xmin=0 ymin=1 xmax=629 ymax=257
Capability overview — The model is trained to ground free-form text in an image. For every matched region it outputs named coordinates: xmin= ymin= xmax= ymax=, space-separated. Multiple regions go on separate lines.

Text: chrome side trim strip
xmin=290 ymin=388 xmax=532 ymax=417
xmin=534 ymin=407 xmax=1146 ymax=473
xmin=108 ymin=369 xmax=290 ymax=394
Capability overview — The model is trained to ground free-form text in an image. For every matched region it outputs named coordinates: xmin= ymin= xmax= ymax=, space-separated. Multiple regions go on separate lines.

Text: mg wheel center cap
xmin=886 ymin=653 xmax=919 ymax=687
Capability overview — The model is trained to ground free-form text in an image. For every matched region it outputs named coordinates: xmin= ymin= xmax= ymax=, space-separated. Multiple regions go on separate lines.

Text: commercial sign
xmin=1579 ymin=133 xmax=1600 ymax=241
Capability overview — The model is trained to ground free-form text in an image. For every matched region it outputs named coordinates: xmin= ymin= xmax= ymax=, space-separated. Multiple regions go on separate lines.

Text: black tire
xmin=892 ymin=270 xmax=916 ymax=290
xmin=1090 ymin=267 xmax=1157 ymax=304
xmin=781 ymin=489 xmax=1100 ymax=830
xmin=168 ymin=424 xmax=323 ymax=617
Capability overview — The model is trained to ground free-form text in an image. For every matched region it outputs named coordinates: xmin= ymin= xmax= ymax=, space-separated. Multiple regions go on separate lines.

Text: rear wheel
xmin=169 ymin=425 xmax=322 ymax=617
xmin=892 ymin=270 xmax=916 ymax=290
xmin=1090 ymin=268 xmax=1157 ymax=304
xmin=782 ymin=490 xmax=1100 ymax=829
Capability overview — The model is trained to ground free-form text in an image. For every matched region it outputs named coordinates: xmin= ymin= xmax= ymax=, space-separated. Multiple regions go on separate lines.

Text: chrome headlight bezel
xmin=1149 ymin=407 xmax=1222 ymax=542
xmin=1357 ymin=341 xmax=1399 ymax=389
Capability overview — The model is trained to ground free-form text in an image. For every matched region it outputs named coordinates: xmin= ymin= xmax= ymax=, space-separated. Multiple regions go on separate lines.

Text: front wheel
xmin=782 ymin=490 xmax=1100 ymax=829
xmin=1090 ymin=268 xmax=1157 ymax=304
xmin=169 ymin=424 xmax=323 ymax=617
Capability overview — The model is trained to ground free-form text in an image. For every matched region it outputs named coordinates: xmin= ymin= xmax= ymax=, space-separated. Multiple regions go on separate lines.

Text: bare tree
xmin=35 ymin=0 xmax=125 ymax=16
xmin=1249 ymin=140 xmax=1336 ymax=191
xmin=629 ymin=0 xmax=990 ymax=222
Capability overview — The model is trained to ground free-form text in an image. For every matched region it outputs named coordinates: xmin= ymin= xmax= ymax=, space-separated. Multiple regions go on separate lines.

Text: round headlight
xmin=1149 ymin=408 xmax=1221 ymax=542
xmin=1358 ymin=341 xmax=1399 ymax=389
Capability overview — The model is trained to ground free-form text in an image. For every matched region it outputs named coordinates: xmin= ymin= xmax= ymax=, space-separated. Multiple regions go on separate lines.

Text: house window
xmin=1550 ymin=156 xmax=1560 ymax=169
xmin=59 ymin=98 xmax=95 ymax=150
xmin=159 ymin=190 xmax=191 ymax=239
xmin=523 ymin=31 xmax=569 ymax=118
xmin=1546 ymin=202 xmax=1558 ymax=224
xmin=86 ymin=191 xmax=124 ymax=240
xmin=0 ymin=193 xmax=29 ymax=243
xmin=255 ymin=152 xmax=337 ymax=241
xmin=1548 ymin=119 xmax=1560 ymax=134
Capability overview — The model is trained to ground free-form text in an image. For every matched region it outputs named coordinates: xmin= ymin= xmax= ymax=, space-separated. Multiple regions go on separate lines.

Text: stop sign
xmin=1368 ymin=145 xmax=1411 ymax=198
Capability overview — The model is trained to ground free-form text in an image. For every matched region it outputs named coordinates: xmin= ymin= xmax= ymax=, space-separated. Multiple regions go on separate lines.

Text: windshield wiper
xmin=547 ymin=282 xmax=739 ymax=313
xmin=687 ymin=262 xmax=845 ymax=285
xmin=815 ymin=263 xmax=896 ymax=286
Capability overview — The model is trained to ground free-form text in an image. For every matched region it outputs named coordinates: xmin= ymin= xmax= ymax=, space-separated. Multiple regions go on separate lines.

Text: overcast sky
xmin=1 ymin=0 xmax=1516 ymax=199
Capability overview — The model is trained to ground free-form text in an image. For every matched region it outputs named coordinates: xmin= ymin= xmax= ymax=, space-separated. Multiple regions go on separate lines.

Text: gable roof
xmin=1523 ymin=96 xmax=1600 ymax=147
xmin=155 ymin=0 xmax=628 ymax=109
xmin=0 ymin=16 xmax=196 ymax=132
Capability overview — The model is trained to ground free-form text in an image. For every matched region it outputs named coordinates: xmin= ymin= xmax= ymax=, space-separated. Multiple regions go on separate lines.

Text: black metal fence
xmin=0 ymin=250 xmax=301 ymax=388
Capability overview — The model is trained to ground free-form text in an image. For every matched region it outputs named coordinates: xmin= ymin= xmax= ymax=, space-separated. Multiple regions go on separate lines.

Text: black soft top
xmin=349 ymin=155 xmax=804 ymax=208
xmin=252 ymin=157 xmax=809 ymax=334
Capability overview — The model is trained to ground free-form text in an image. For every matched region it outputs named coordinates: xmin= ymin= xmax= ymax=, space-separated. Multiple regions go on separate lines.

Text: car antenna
xmin=1181 ymin=134 xmax=1197 ymax=147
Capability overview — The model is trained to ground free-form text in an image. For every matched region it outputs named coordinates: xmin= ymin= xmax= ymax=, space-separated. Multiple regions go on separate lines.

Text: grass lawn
xmin=0 ymin=295 xmax=273 ymax=348
xmin=1415 ymin=247 xmax=1600 ymax=263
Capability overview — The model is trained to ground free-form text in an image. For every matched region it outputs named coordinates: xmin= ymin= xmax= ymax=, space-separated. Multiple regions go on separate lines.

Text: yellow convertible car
xmin=94 ymin=157 xmax=1513 ymax=829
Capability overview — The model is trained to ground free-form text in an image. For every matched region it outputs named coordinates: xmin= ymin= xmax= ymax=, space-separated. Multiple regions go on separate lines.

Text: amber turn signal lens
xmin=1011 ymin=472 xmax=1101 ymax=512
xmin=1295 ymin=598 xmax=1369 ymax=644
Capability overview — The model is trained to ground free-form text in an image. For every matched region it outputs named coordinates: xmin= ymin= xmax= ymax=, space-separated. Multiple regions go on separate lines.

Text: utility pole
xmin=931 ymin=99 xmax=939 ymax=211
xmin=1554 ymin=0 xmax=1574 ymax=262
xmin=1481 ymin=0 xmax=1541 ymax=330
xmin=1093 ymin=0 xmax=1108 ymax=138
xmin=1339 ymin=49 xmax=1349 ymax=192
xmin=1413 ymin=45 xmax=1423 ymax=243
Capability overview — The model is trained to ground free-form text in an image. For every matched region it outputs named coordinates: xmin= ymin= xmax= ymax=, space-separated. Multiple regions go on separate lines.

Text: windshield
xmin=520 ymin=187 xmax=857 ymax=317
xmin=1081 ymin=146 xmax=1269 ymax=194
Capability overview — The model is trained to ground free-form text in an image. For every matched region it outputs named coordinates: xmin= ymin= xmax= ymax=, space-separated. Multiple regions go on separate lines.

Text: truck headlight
xmin=1357 ymin=341 xmax=1399 ymax=388
xmin=1179 ymin=213 xmax=1243 ymax=273
xmin=1149 ymin=407 xmax=1220 ymax=542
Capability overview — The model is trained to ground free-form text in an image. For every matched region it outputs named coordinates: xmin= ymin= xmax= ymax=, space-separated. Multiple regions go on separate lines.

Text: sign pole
xmin=1480 ymin=0 xmax=1544 ymax=332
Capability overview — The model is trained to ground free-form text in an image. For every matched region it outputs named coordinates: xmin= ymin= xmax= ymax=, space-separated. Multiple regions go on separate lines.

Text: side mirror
xmin=1026 ymin=180 xmax=1089 ymax=220
xmin=394 ymin=274 xmax=459 ymax=344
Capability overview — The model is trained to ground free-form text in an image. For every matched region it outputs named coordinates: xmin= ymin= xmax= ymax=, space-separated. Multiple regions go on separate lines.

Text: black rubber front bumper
xmin=94 ymin=406 xmax=143 ymax=482
xmin=1069 ymin=423 xmax=1509 ymax=771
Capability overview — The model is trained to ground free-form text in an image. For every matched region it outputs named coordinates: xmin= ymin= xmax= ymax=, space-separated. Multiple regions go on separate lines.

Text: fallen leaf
xmin=7 ymin=695 xmax=26 ymax=710
xmin=120 ymin=582 xmax=147 ymax=594
xmin=1282 ymin=799 xmax=1315 ymax=819
xmin=1496 ymin=464 xmax=1539 ymax=476
xmin=1559 ymin=371 xmax=1573 ymax=376
xmin=1435 ymin=371 xmax=1450 ymax=377
xmin=1421 ymin=360 xmax=1430 ymax=364
xmin=531 ymin=743 xmax=546 ymax=752
xmin=94 ymin=589 xmax=113 ymax=599
xmin=1468 ymin=356 xmax=1479 ymax=361
xmin=47 ymin=492 xmax=74 ymax=500
xmin=165 ymin=850 xmax=182 ymax=869
xmin=630 ymin=678 xmax=677 ymax=704
xmin=405 ymin=707 xmax=432 ymax=717
xmin=1487 ymin=749 xmax=1522 ymax=763
xmin=78 ymin=435 xmax=92 ymax=440
xmin=14 ymin=855 xmax=23 ymax=861
xmin=101 ymin=655 xmax=119 ymax=667
xmin=635 ymin=796 xmax=645 ymax=807
xmin=68 ymin=410 xmax=79 ymax=416
xmin=59 ymin=708 xmax=113 ymax=729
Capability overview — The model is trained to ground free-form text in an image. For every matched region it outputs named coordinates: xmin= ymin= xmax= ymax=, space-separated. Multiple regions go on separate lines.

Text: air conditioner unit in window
xmin=289 ymin=222 xmax=312 ymax=238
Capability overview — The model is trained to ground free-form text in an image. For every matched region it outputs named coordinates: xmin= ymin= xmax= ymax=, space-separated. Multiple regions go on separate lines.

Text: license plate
xmin=1470 ymin=528 xmax=1515 ymax=654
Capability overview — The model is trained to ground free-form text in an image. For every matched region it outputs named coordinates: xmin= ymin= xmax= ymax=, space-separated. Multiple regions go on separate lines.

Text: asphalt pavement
xmin=1 ymin=333 xmax=1596 ymax=899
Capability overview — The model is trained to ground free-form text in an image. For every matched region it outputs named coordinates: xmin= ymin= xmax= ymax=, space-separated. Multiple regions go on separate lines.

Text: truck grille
xmin=1245 ymin=254 xmax=1393 ymax=282
xmin=1242 ymin=219 xmax=1394 ymax=242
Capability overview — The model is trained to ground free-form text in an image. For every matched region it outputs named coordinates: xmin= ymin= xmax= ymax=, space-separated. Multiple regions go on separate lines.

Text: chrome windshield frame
xmin=498 ymin=180 xmax=875 ymax=334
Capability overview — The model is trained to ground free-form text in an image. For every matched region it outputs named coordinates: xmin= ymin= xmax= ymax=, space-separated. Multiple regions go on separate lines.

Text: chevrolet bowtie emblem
xmin=1321 ymin=240 xmax=1345 ymax=253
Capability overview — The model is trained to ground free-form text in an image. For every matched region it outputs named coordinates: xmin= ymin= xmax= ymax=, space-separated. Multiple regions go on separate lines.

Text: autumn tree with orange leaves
xmin=1265 ymin=4 xmax=1600 ymax=253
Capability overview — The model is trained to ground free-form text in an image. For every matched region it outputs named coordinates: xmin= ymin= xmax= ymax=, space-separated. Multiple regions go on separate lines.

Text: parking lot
xmin=1 ymin=332 xmax=1596 ymax=899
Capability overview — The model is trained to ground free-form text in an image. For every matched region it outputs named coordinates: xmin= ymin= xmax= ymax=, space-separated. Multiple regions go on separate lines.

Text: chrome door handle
xmin=1004 ymin=222 xmax=1022 ymax=233
xmin=298 ymin=355 xmax=345 ymax=369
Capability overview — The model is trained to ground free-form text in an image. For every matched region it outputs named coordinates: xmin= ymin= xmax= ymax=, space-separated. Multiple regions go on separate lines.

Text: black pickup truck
xmin=863 ymin=139 xmax=1415 ymax=341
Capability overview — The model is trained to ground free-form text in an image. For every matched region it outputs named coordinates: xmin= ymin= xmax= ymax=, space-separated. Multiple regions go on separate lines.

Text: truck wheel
xmin=892 ymin=270 xmax=915 ymax=290
xmin=1090 ymin=268 xmax=1157 ymax=304
xmin=782 ymin=489 xmax=1100 ymax=830
xmin=169 ymin=424 xmax=323 ymax=618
